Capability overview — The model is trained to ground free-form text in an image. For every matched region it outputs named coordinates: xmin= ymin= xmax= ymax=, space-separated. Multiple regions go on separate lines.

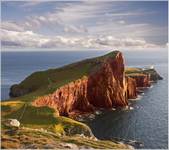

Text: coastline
xmin=0 ymin=50 xmax=168 ymax=149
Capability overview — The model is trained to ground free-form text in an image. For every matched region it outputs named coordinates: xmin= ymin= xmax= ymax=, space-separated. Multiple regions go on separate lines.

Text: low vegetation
xmin=1 ymin=51 xmax=142 ymax=149
xmin=1 ymin=127 xmax=131 ymax=149
xmin=1 ymin=101 xmax=92 ymax=136
xmin=1 ymin=100 xmax=131 ymax=149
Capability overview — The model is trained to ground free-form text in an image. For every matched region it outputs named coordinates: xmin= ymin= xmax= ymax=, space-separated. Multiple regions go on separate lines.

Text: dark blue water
xmin=1 ymin=50 xmax=168 ymax=149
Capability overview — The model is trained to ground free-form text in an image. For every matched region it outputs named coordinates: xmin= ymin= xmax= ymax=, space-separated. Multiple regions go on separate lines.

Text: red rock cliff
xmin=128 ymin=74 xmax=151 ymax=87
xmin=87 ymin=52 xmax=128 ymax=108
xmin=33 ymin=77 xmax=94 ymax=116
xmin=125 ymin=76 xmax=137 ymax=99
xmin=33 ymin=52 xmax=143 ymax=116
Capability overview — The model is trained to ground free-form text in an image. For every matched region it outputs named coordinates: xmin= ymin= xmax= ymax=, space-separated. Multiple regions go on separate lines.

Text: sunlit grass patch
xmin=125 ymin=67 xmax=142 ymax=74
xmin=1 ymin=101 xmax=24 ymax=116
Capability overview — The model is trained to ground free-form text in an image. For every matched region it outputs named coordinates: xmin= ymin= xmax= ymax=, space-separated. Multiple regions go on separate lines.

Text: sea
xmin=1 ymin=50 xmax=168 ymax=149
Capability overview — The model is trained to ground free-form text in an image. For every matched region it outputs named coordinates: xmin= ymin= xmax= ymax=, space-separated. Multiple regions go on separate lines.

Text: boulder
xmin=4 ymin=119 xmax=20 ymax=128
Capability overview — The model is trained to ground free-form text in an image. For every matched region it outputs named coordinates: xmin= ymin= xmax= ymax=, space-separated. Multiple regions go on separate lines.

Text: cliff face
xmin=143 ymin=69 xmax=163 ymax=81
xmin=17 ymin=51 xmax=161 ymax=117
xmin=33 ymin=77 xmax=94 ymax=116
xmin=9 ymin=85 xmax=30 ymax=97
xmin=87 ymin=52 xmax=128 ymax=108
xmin=125 ymin=77 xmax=137 ymax=99
xmin=128 ymin=74 xmax=151 ymax=87
xmin=33 ymin=52 xmax=130 ymax=116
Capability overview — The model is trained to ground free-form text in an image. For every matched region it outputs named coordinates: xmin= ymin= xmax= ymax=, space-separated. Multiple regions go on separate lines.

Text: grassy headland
xmin=1 ymin=50 xmax=162 ymax=149
xmin=1 ymin=51 xmax=133 ymax=149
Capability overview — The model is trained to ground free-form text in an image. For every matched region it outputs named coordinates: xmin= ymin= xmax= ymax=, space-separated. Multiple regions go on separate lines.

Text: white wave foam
xmin=112 ymin=108 xmax=116 ymax=111
xmin=135 ymin=106 xmax=140 ymax=109
xmin=122 ymin=106 xmax=134 ymax=111
xmin=95 ymin=110 xmax=102 ymax=115
xmin=129 ymin=95 xmax=143 ymax=101
xmin=149 ymin=85 xmax=154 ymax=88
xmin=129 ymin=106 xmax=134 ymax=110
xmin=89 ymin=114 xmax=95 ymax=120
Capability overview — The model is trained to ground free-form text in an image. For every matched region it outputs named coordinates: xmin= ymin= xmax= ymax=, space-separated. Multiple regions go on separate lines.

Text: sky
xmin=1 ymin=1 xmax=168 ymax=51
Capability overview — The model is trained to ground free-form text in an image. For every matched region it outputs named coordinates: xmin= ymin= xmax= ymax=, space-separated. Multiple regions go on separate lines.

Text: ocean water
xmin=1 ymin=50 xmax=168 ymax=149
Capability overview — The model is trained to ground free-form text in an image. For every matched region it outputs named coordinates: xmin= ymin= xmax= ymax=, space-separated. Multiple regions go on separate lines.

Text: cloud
xmin=64 ymin=25 xmax=88 ymax=33
xmin=105 ymin=11 xmax=156 ymax=17
xmin=20 ymin=1 xmax=43 ymax=7
xmin=2 ymin=1 xmax=167 ymax=50
xmin=26 ymin=12 xmax=63 ymax=26
xmin=15 ymin=1 xmax=156 ymax=36
xmin=1 ymin=21 xmax=25 ymax=32
xmin=118 ymin=20 xmax=125 ymax=24
xmin=1 ymin=28 xmax=158 ymax=50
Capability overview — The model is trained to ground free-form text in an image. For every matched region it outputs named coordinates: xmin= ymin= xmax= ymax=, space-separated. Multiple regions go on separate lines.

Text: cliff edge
xmin=2 ymin=50 xmax=163 ymax=149
xmin=9 ymin=51 xmax=162 ymax=117
xmin=33 ymin=51 xmax=131 ymax=116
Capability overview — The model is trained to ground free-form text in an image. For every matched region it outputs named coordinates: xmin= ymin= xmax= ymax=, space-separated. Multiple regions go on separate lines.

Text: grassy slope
xmin=1 ymin=101 xmax=91 ymax=137
xmin=8 ymin=51 xmax=118 ymax=102
xmin=1 ymin=51 xmax=131 ymax=149
xmin=1 ymin=126 xmax=130 ymax=149
xmin=125 ymin=67 xmax=156 ymax=74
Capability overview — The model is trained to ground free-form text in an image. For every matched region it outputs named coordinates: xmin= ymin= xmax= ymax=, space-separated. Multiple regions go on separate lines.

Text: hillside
xmin=1 ymin=50 xmax=162 ymax=149
xmin=2 ymin=51 xmax=134 ymax=149
xmin=9 ymin=51 xmax=118 ymax=100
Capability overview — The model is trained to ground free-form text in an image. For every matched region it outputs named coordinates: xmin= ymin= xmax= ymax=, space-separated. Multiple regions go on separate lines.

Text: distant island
xmin=1 ymin=51 xmax=162 ymax=149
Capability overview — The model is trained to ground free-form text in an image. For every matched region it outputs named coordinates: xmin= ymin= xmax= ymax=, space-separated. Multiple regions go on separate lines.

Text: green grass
xmin=62 ymin=136 xmax=128 ymax=149
xmin=1 ymin=101 xmax=24 ymax=116
xmin=4 ymin=104 xmax=57 ymax=125
xmin=125 ymin=67 xmax=161 ymax=78
xmin=1 ymin=127 xmax=130 ymax=149
xmin=125 ymin=67 xmax=142 ymax=74
xmin=1 ymin=105 xmax=11 ymax=112
xmin=126 ymin=73 xmax=146 ymax=77
xmin=1 ymin=101 xmax=92 ymax=136
xmin=56 ymin=116 xmax=92 ymax=136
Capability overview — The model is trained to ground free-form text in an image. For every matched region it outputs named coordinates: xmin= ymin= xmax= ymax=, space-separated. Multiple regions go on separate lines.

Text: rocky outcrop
xmin=33 ymin=52 xmax=129 ymax=116
xmin=9 ymin=84 xmax=30 ymax=97
xmin=4 ymin=119 xmax=20 ymax=128
xmin=125 ymin=77 xmax=137 ymax=99
xmin=128 ymin=74 xmax=151 ymax=87
xmin=143 ymin=68 xmax=163 ymax=81
xmin=87 ymin=52 xmax=128 ymax=108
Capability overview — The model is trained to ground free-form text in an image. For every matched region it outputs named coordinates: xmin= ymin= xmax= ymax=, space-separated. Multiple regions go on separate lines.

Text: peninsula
xmin=1 ymin=51 xmax=162 ymax=149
